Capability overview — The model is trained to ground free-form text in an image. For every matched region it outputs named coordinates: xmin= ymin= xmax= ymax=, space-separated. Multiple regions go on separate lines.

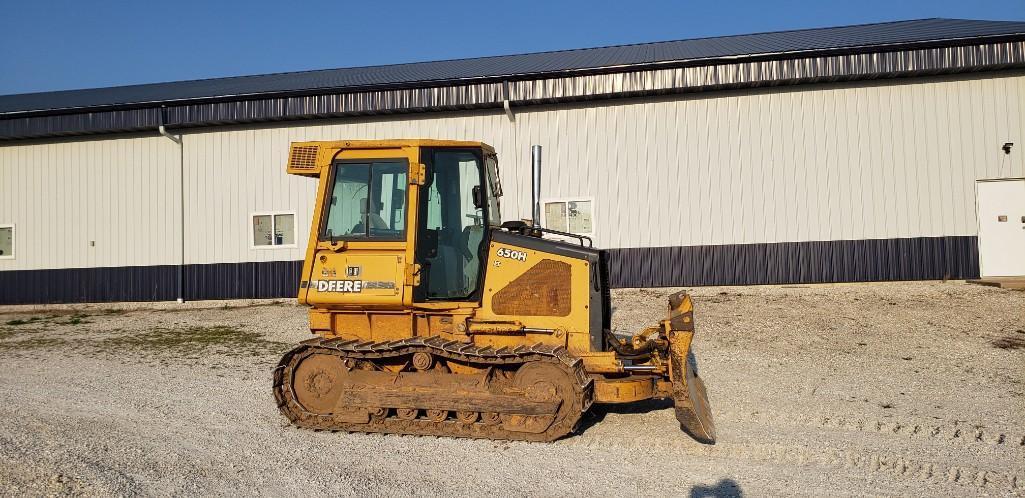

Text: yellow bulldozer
xmin=272 ymin=139 xmax=715 ymax=443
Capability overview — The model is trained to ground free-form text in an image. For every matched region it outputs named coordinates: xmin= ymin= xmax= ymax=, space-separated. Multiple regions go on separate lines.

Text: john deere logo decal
xmin=310 ymin=280 xmax=363 ymax=293
xmin=308 ymin=279 xmax=396 ymax=292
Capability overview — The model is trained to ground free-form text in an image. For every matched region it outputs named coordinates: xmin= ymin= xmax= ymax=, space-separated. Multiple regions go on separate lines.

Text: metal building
xmin=2 ymin=18 xmax=1024 ymax=304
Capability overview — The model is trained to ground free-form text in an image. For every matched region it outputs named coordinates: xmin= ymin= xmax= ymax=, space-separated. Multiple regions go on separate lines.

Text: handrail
xmin=532 ymin=227 xmax=593 ymax=247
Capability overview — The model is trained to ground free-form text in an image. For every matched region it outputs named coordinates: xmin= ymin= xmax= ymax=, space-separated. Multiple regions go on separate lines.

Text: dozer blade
xmin=673 ymin=354 xmax=716 ymax=444
xmin=666 ymin=291 xmax=716 ymax=444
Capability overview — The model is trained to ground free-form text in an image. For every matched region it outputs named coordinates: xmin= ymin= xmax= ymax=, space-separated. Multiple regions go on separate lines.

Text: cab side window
xmin=322 ymin=161 xmax=408 ymax=240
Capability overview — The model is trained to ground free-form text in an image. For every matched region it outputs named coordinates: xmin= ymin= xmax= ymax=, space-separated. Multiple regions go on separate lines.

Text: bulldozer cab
xmin=290 ymin=140 xmax=502 ymax=309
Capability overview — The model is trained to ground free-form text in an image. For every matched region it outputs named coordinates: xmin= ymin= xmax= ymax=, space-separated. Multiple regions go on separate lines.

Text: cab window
xmin=321 ymin=161 xmax=408 ymax=240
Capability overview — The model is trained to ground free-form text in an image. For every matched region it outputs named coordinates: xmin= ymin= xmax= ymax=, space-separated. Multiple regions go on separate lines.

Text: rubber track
xmin=273 ymin=336 xmax=594 ymax=442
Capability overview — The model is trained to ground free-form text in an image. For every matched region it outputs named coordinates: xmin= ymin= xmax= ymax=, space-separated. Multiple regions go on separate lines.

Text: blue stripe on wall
xmin=0 ymin=236 xmax=979 ymax=305
xmin=605 ymin=235 xmax=979 ymax=288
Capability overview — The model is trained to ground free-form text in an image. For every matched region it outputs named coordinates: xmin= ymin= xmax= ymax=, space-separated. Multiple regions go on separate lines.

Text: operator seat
xmin=351 ymin=198 xmax=389 ymax=234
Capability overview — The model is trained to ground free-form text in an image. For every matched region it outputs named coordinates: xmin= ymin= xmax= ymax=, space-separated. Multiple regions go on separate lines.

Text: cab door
xmin=302 ymin=147 xmax=420 ymax=308
xmin=413 ymin=148 xmax=491 ymax=303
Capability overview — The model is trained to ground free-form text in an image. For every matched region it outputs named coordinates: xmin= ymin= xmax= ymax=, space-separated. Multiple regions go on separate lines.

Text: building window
xmin=252 ymin=213 xmax=296 ymax=248
xmin=542 ymin=198 xmax=594 ymax=237
xmin=0 ymin=224 xmax=12 ymax=259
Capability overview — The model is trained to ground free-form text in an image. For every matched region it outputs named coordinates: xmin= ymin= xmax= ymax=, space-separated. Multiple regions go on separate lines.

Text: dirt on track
xmin=0 ymin=281 xmax=1022 ymax=496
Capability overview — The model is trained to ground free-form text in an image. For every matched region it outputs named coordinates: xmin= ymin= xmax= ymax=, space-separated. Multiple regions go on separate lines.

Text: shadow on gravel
xmin=690 ymin=478 xmax=743 ymax=497
xmin=991 ymin=332 xmax=1025 ymax=350
xmin=575 ymin=398 xmax=675 ymax=435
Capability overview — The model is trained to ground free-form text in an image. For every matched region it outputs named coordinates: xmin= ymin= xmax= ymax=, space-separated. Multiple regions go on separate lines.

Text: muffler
xmin=531 ymin=144 xmax=542 ymax=228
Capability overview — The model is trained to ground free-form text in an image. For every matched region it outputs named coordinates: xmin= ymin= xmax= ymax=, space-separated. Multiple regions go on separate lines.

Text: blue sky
xmin=1 ymin=0 xmax=1023 ymax=95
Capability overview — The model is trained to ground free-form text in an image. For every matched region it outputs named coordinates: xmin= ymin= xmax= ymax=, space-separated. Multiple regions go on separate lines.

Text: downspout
xmin=158 ymin=112 xmax=185 ymax=303
xmin=158 ymin=124 xmax=181 ymax=146
xmin=502 ymin=80 xmax=515 ymax=122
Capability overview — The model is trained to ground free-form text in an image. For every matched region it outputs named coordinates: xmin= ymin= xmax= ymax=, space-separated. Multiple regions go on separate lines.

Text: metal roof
xmin=3 ymin=18 xmax=1025 ymax=116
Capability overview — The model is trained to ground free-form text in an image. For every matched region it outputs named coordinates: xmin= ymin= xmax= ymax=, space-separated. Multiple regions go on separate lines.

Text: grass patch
xmin=99 ymin=325 xmax=290 ymax=359
xmin=5 ymin=313 xmax=93 ymax=327
xmin=0 ymin=323 xmax=290 ymax=366
xmin=0 ymin=336 xmax=66 ymax=352
xmin=64 ymin=315 xmax=92 ymax=325
xmin=5 ymin=316 xmax=50 ymax=326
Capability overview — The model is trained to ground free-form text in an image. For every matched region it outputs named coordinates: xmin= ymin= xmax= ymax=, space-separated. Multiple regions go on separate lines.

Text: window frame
xmin=318 ymin=158 xmax=411 ymax=242
xmin=250 ymin=211 xmax=298 ymax=250
xmin=484 ymin=153 xmax=503 ymax=226
xmin=541 ymin=197 xmax=596 ymax=239
xmin=0 ymin=223 xmax=13 ymax=260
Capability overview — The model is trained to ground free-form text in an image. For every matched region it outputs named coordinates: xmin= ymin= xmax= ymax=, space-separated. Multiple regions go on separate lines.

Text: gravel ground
xmin=0 ymin=281 xmax=1022 ymax=496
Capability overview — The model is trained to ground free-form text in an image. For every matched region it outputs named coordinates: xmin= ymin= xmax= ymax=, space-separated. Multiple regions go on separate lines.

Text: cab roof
xmin=293 ymin=139 xmax=495 ymax=152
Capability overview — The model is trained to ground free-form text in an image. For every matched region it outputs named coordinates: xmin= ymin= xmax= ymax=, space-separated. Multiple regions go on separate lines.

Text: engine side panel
xmin=477 ymin=230 xmax=607 ymax=353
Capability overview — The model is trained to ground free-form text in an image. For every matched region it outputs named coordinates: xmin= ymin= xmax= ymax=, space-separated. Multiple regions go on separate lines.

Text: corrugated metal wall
xmin=182 ymin=128 xmax=316 ymax=265
xmin=1 ymin=71 xmax=1023 ymax=287
xmin=179 ymin=71 xmax=1024 ymax=263
xmin=0 ymin=136 xmax=181 ymax=270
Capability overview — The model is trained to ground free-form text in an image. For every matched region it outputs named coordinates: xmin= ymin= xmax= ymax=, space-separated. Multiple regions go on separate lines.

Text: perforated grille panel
xmin=288 ymin=145 xmax=319 ymax=170
xmin=493 ymin=259 xmax=572 ymax=317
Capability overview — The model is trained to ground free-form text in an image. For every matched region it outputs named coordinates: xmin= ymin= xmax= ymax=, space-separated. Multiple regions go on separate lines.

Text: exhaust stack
xmin=531 ymin=145 xmax=542 ymax=228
